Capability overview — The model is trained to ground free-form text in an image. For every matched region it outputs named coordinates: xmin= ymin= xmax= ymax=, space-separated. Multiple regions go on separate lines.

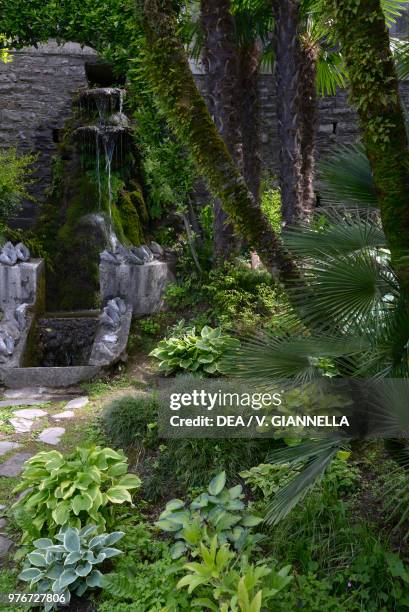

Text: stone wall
xmin=1 ymin=37 xmax=409 ymax=229
xmin=0 ymin=41 xmax=97 ymax=228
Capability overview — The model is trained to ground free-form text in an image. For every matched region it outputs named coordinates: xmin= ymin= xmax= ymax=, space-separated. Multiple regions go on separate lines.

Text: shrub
xmin=261 ymin=183 xmax=281 ymax=234
xmin=156 ymin=471 xmax=262 ymax=559
xmin=19 ymin=525 xmax=124 ymax=611
xmin=149 ymin=325 xmax=240 ymax=375
xmin=103 ymin=394 xmax=159 ymax=450
xmin=12 ymin=446 xmax=141 ymax=544
xmin=0 ymin=148 xmax=36 ymax=222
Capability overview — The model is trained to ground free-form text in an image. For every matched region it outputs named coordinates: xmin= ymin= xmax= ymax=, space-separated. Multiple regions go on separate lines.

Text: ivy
xmin=325 ymin=0 xmax=409 ymax=292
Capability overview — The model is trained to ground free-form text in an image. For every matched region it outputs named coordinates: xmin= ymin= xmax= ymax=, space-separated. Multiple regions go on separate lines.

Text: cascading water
xmin=102 ymin=132 xmax=116 ymax=222
xmin=74 ymin=87 xmax=130 ymax=231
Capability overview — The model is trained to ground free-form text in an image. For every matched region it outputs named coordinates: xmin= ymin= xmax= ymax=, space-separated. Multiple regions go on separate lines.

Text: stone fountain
xmin=0 ymin=77 xmax=174 ymax=389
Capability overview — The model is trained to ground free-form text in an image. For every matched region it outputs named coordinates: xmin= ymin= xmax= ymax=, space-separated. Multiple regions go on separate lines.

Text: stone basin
xmin=0 ymin=366 xmax=100 ymax=388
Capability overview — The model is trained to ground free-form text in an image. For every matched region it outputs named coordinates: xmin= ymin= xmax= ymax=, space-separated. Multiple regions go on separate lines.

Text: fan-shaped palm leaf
xmin=265 ymin=438 xmax=345 ymax=525
xmin=221 ymin=332 xmax=368 ymax=385
xmin=284 ymin=212 xmax=386 ymax=258
xmin=320 ymin=144 xmax=377 ymax=208
xmin=290 ymin=251 xmax=395 ymax=328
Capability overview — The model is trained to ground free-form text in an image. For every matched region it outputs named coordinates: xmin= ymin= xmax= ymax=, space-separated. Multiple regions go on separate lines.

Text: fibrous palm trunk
xmin=274 ymin=0 xmax=317 ymax=224
xmin=299 ymin=39 xmax=318 ymax=213
xmin=326 ymin=0 xmax=409 ymax=293
xmin=137 ymin=0 xmax=297 ymax=283
xmin=239 ymin=39 xmax=263 ymax=204
xmin=201 ymin=0 xmax=243 ymax=262
xmin=274 ymin=0 xmax=304 ymax=225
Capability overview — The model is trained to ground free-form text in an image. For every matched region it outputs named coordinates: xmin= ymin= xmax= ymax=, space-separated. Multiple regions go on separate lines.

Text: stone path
xmin=53 ymin=410 xmax=75 ymax=421
xmin=0 ymin=441 xmax=21 ymax=456
xmin=0 ymin=392 xmax=90 ymax=454
xmin=38 ymin=427 xmax=65 ymax=445
xmin=0 ymin=452 xmax=33 ymax=477
xmin=0 ymin=392 xmax=90 ymax=564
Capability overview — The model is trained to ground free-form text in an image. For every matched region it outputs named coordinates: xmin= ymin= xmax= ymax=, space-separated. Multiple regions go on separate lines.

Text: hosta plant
xmin=149 ymin=325 xmax=240 ymax=376
xmin=19 ymin=525 xmax=124 ymax=611
xmin=156 ymin=471 xmax=262 ymax=559
xmin=12 ymin=446 xmax=141 ymax=544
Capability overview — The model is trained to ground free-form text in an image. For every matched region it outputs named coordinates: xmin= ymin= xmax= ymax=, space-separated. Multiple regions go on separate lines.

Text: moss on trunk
xmin=327 ymin=0 xmax=409 ymax=292
xmin=137 ymin=0 xmax=297 ymax=283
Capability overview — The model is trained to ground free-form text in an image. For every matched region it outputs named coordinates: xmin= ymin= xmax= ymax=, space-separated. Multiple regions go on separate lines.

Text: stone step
xmin=3 ymin=386 xmax=83 ymax=400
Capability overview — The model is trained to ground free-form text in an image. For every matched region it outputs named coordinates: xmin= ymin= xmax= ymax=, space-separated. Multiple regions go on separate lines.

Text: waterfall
xmin=95 ymin=130 xmax=101 ymax=210
xmin=102 ymin=132 xmax=116 ymax=222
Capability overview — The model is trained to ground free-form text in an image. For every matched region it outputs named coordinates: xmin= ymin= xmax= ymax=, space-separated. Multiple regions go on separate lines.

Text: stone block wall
xmin=0 ymin=40 xmax=97 ymax=228
xmin=1 ymin=37 xmax=409 ymax=229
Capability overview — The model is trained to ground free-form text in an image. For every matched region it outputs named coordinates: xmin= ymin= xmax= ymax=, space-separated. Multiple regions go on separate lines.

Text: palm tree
xmin=323 ymin=0 xmax=409 ymax=293
xmin=136 ymin=0 xmax=298 ymax=282
xmin=200 ymin=0 xmax=243 ymax=261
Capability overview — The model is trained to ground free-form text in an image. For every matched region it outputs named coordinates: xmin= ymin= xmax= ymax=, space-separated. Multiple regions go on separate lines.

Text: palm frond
xmin=289 ymin=251 xmax=395 ymax=329
xmin=381 ymin=0 xmax=409 ymax=27
xmin=320 ymin=144 xmax=377 ymax=208
xmin=391 ymin=37 xmax=409 ymax=80
xmin=354 ymin=295 xmax=409 ymax=377
xmin=284 ymin=212 xmax=386 ymax=258
xmin=221 ymin=332 xmax=368 ymax=385
xmin=316 ymin=48 xmax=347 ymax=96
xmin=265 ymin=438 xmax=345 ymax=525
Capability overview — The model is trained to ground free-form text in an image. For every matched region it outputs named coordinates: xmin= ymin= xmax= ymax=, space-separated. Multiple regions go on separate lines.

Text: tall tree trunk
xmin=327 ymin=0 xmax=409 ymax=292
xmin=274 ymin=0 xmax=317 ymax=224
xmin=239 ymin=39 xmax=263 ymax=203
xmin=136 ymin=0 xmax=297 ymax=283
xmin=274 ymin=0 xmax=304 ymax=225
xmin=299 ymin=39 xmax=318 ymax=213
xmin=201 ymin=0 xmax=243 ymax=262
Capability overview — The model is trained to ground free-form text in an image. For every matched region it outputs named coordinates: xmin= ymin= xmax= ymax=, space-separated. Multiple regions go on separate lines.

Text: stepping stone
xmin=0 ymin=505 xmax=5 ymax=511
xmin=3 ymin=387 xmax=82 ymax=402
xmin=0 ymin=442 xmax=21 ymax=457
xmin=0 ymin=399 xmax=49 ymax=408
xmin=0 ymin=518 xmax=6 ymax=529
xmin=0 ymin=535 xmax=13 ymax=560
xmin=9 ymin=417 xmax=33 ymax=433
xmin=52 ymin=411 xmax=74 ymax=421
xmin=38 ymin=427 xmax=65 ymax=445
xmin=12 ymin=408 xmax=47 ymax=419
xmin=64 ymin=396 xmax=89 ymax=410
xmin=0 ymin=452 xmax=32 ymax=477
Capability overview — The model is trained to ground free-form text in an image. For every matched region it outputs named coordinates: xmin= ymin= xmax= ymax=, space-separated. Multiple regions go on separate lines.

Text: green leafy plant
xmin=177 ymin=535 xmax=292 ymax=611
xmin=156 ymin=471 xmax=262 ymax=559
xmin=19 ymin=525 xmax=124 ymax=611
xmin=0 ymin=147 xmax=36 ymax=222
xmin=240 ymin=464 xmax=296 ymax=500
xmin=12 ymin=446 xmax=141 ymax=543
xmin=149 ymin=325 xmax=240 ymax=375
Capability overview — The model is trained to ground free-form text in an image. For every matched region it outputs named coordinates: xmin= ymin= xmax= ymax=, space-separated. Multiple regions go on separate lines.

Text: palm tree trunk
xmin=274 ymin=0 xmax=304 ymax=225
xmin=136 ymin=0 xmax=297 ymax=282
xmin=274 ymin=0 xmax=318 ymax=224
xmin=327 ymin=0 xmax=409 ymax=292
xmin=299 ymin=40 xmax=318 ymax=214
xmin=239 ymin=39 xmax=263 ymax=203
xmin=201 ymin=0 xmax=243 ymax=262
